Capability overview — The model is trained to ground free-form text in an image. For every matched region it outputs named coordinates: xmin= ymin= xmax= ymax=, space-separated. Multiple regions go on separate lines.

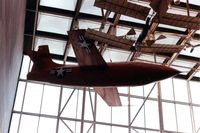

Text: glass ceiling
xmin=9 ymin=0 xmax=200 ymax=133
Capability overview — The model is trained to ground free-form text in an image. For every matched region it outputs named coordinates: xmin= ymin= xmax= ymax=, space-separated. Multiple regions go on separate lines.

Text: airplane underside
xmin=27 ymin=62 xmax=179 ymax=87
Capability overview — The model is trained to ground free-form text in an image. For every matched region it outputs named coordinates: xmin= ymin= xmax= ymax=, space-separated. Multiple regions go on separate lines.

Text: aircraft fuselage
xmin=27 ymin=61 xmax=179 ymax=87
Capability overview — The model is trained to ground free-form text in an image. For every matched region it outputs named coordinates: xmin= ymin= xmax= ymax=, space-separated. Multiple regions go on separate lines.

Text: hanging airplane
xmin=84 ymin=28 xmax=184 ymax=54
xmin=94 ymin=0 xmax=200 ymax=30
xmin=26 ymin=29 xmax=180 ymax=106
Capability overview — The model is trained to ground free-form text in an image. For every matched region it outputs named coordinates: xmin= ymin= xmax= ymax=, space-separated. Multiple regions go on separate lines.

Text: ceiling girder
xmin=187 ymin=63 xmax=200 ymax=80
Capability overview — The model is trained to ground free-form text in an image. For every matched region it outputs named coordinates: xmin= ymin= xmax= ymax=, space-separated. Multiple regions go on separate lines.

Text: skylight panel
xmin=194 ymin=70 xmax=200 ymax=78
xmin=196 ymin=29 xmax=200 ymax=34
xmin=171 ymin=65 xmax=191 ymax=75
xmin=80 ymin=0 xmax=102 ymax=16
xmin=167 ymin=7 xmax=198 ymax=17
xmin=40 ymin=0 xmax=77 ymax=11
xmin=158 ymin=24 xmax=187 ymax=32
xmin=180 ymin=39 xmax=200 ymax=58
xmin=137 ymin=54 xmax=165 ymax=64
xmin=154 ymin=33 xmax=181 ymax=44
xmin=67 ymin=44 xmax=76 ymax=57
xmin=79 ymin=19 xmax=101 ymax=30
xmin=172 ymin=59 xmax=196 ymax=69
xmin=37 ymin=13 xmax=72 ymax=35
xmin=120 ymin=15 xmax=145 ymax=24
xmin=180 ymin=0 xmax=200 ymax=6
xmin=35 ymin=37 xmax=66 ymax=55
xmin=103 ymin=48 xmax=131 ymax=62
xmin=116 ymin=26 xmax=131 ymax=37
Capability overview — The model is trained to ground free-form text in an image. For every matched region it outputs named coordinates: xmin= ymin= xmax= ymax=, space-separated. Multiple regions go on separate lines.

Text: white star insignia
xmin=56 ymin=68 xmax=65 ymax=78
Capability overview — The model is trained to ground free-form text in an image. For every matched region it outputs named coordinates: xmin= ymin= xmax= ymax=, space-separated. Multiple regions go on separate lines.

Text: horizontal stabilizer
xmin=95 ymin=87 xmax=122 ymax=106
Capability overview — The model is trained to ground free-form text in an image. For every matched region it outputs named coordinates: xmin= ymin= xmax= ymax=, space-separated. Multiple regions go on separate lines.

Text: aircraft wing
xmin=68 ymin=30 xmax=108 ymax=69
xmin=153 ymin=13 xmax=200 ymax=30
xmin=94 ymin=0 xmax=150 ymax=20
xmin=68 ymin=30 xmax=122 ymax=106
xmin=85 ymin=29 xmax=134 ymax=51
xmin=85 ymin=29 xmax=184 ymax=54
xmin=95 ymin=87 xmax=122 ymax=106
xmin=138 ymin=44 xmax=184 ymax=53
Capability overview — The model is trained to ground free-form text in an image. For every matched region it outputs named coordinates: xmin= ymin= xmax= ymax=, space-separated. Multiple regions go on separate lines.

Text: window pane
xmin=96 ymin=124 xmax=111 ymax=133
xmin=80 ymin=0 xmax=101 ymax=16
xmin=103 ymin=48 xmax=131 ymax=62
xmin=145 ymin=100 xmax=159 ymax=129
xmin=35 ymin=37 xmax=66 ymax=55
xmin=130 ymin=98 xmax=145 ymax=127
xmin=38 ymin=117 xmax=57 ymax=133
xmin=61 ymin=89 xmax=83 ymax=119
xmin=14 ymin=81 xmax=26 ymax=111
xmin=19 ymin=115 xmax=39 ymax=133
xmin=84 ymin=90 xmax=95 ymax=121
xmin=23 ymin=83 xmax=43 ymax=113
xmin=190 ymin=81 xmax=200 ymax=104
xmin=112 ymin=126 xmax=128 ymax=132
xmin=144 ymin=83 xmax=157 ymax=98
xmin=9 ymin=113 xmax=20 ymax=133
xmin=162 ymin=102 xmax=177 ymax=132
xmin=37 ymin=13 xmax=72 ymax=35
xmin=41 ymin=85 xmax=60 ymax=115
xmin=96 ymin=95 xmax=111 ymax=123
xmin=20 ymin=56 xmax=30 ymax=79
xmin=173 ymin=79 xmax=189 ymax=102
xmin=193 ymin=106 xmax=200 ymax=132
xmin=40 ymin=0 xmax=77 ymax=11
xmin=176 ymin=104 xmax=192 ymax=133
xmin=130 ymin=86 xmax=144 ymax=97
xmin=112 ymin=106 xmax=128 ymax=125
xmin=161 ymin=78 xmax=174 ymax=101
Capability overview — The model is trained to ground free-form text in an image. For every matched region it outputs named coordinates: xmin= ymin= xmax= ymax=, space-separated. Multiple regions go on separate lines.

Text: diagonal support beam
xmin=63 ymin=0 xmax=83 ymax=63
xmin=164 ymin=29 xmax=196 ymax=66
xmin=187 ymin=63 xmax=200 ymax=80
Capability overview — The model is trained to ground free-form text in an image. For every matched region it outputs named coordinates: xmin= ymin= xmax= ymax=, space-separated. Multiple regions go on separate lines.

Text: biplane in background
xmin=26 ymin=30 xmax=180 ymax=106
xmin=94 ymin=0 xmax=200 ymax=30
xmin=94 ymin=0 xmax=200 ymax=52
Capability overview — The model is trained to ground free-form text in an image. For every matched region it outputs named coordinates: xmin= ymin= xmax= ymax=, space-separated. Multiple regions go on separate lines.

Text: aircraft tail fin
xmin=26 ymin=45 xmax=57 ymax=72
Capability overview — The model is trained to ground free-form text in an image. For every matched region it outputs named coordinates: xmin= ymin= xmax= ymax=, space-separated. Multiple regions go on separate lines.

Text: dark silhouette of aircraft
xmin=27 ymin=30 xmax=180 ymax=106
xmin=130 ymin=17 xmax=151 ymax=51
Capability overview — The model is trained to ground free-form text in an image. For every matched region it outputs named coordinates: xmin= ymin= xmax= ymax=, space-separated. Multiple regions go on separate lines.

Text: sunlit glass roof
xmin=9 ymin=0 xmax=200 ymax=133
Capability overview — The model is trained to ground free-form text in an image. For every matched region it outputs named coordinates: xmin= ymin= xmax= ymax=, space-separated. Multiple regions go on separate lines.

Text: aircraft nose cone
xmin=157 ymin=66 xmax=180 ymax=80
